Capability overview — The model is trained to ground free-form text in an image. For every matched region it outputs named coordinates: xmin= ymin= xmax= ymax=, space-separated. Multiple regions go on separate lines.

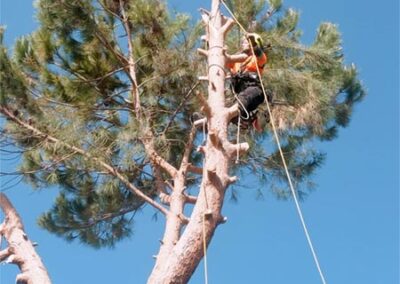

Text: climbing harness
xmin=220 ymin=1 xmax=328 ymax=283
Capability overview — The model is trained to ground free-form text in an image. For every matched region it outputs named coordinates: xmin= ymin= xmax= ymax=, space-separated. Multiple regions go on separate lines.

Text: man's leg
xmin=237 ymin=86 xmax=264 ymax=118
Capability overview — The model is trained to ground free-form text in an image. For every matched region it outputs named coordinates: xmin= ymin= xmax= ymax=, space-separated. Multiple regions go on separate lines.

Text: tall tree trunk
xmin=147 ymin=1 xmax=245 ymax=283
xmin=0 ymin=193 xmax=51 ymax=284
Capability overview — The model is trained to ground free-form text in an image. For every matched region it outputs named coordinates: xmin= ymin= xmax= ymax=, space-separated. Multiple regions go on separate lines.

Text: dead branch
xmin=187 ymin=164 xmax=203 ymax=175
xmin=184 ymin=195 xmax=198 ymax=204
xmin=197 ymin=48 xmax=209 ymax=57
xmin=0 ymin=193 xmax=51 ymax=284
xmin=222 ymin=18 xmax=235 ymax=35
xmin=195 ymin=91 xmax=212 ymax=117
xmin=180 ymin=126 xmax=198 ymax=172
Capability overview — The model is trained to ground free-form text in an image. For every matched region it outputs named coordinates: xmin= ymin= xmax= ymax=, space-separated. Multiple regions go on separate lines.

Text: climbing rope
xmin=201 ymin=181 xmax=212 ymax=284
xmin=202 ymin=214 xmax=209 ymax=284
xmin=236 ymin=115 xmax=241 ymax=163
xmin=220 ymin=1 xmax=328 ymax=283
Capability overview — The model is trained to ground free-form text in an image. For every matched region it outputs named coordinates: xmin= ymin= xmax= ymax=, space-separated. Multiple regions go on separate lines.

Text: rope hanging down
xmin=220 ymin=1 xmax=328 ymax=283
xmin=202 ymin=214 xmax=209 ymax=284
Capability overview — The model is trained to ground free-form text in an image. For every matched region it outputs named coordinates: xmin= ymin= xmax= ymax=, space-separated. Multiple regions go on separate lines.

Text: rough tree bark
xmin=0 ymin=193 xmax=51 ymax=284
xmin=147 ymin=1 xmax=246 ymax=283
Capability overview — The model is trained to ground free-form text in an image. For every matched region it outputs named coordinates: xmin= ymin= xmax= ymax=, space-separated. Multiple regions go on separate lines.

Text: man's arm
xmin=225 ymin=52 xmax=248 ymax=66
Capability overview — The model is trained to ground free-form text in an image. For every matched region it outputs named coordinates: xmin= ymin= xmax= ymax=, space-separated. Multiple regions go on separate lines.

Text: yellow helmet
xmin=247 ymin=33 xmax=264 ymax=49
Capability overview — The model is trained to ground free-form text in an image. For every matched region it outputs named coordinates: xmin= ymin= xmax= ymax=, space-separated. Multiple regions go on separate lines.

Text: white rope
xmin=202 ymin=214 xmax=209 ymax=284
xmin=236 ymin=115 xmax=241 ymax=163
xmin=220 ymin=1 xmax=327 ymax=283
xmin=202 ymin=118 xmax=207 ymax=144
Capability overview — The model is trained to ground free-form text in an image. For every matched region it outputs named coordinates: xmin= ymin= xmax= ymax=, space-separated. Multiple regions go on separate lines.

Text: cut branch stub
xmin=196 ymin=91 xmax=212 ymax=117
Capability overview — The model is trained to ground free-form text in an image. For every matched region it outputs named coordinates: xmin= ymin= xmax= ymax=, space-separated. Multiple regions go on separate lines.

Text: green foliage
xmin=1 ymin=0 xmax=364 ymax=247
xmin=225 ymin=0 xmax=364 ymax=198
xmin=267 ymin=0 xmax=282 ymax=11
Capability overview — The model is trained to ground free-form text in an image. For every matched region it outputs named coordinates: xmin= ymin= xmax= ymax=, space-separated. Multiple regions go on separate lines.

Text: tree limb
xmin=187 ymin=164 xmax=203 ymax=175
xmin=184 ymin=194 xmax=197 ymax=204
xmin=0 ymin=193 xmax=51 ymax=283
xmin=0 ymin=247 xmax=12 ymax=262
xmin=196 ymin=91 xmax=212 ymax=117
xmin=180 ymin=126 xmax=197 ymax=172
xmin=144 ymin=139 xmax=178 ymax=179
xmin=199 ymin=8 xmax=210 ymax=25
xmin=0 ymin=106 xmax=168 ymax=216
xmin=162 ymin=82 xmax=199 ymax=136
xmin=221 ymin=18 xmax=235 ymax=35
xmin=119 ymin=0 xmax=141 ymax=114
xmin=197 ymin=48 xmax=208 ymax=57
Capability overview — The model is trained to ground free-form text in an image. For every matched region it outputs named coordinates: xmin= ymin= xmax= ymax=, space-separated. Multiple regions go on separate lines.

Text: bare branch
xmin=144 ymin=140 xmax=178 ymax=179
xmin=197 ymin=48 xmax=209 ymax=57
xmin=187 ymin=164 xmax=203 ymax=175
xmin=184 ymin=194 xmax=197 ymax=204
xmin=97 ymin=0 xmax=124 ymax=20
xmin=226 ymin=103 xmax=240 ymax=120
xmin=226 ymin=175 xmax=238 ymax=184
xmin=180 ymin=126 xmax=197 ymax=172
xmin=199 ymin=8 xmax=210 ymax=25
xmin=0 ymin=247 xmax=12 ymax=262
xmin=224 ymin=141 xmax=250 ymax=159
xmin=159 ymin=192 xmax=171 ymax=205
xmin=0 ymin=193 xmax=51 ymax=283
xmin=162 ymin=82 xmax=199 ymax=136
xmin=196 ymin=91 xmax=212 ymax=117
xmin=119 ymin=0 xmax=141 ymax=114
xmin=178 ymin=213 xmax=190 ymax=225
xmin=221 ymin=18 xmax=235 ymax=35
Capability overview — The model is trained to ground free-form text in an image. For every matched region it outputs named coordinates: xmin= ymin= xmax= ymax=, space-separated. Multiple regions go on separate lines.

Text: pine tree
xmin=0 ymin=0 xmax=364 ymax=282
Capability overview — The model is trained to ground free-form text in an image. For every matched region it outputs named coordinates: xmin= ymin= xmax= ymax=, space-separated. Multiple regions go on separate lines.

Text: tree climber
xmin=226 ymin=33 xmax=272 ymax=131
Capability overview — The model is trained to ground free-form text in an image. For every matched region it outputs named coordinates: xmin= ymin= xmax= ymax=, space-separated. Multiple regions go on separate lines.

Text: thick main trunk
xmin=0 ymin=193 xmax=51 ymax=284
xmin=154 ymin=174 xmax=227 ymax=283
xmin=147 ymin=1 xmax=235 ymax=283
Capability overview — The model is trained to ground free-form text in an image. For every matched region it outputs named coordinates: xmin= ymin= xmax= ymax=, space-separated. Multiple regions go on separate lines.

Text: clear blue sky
xmin=0 ymin=0 xmax=399 ymax=283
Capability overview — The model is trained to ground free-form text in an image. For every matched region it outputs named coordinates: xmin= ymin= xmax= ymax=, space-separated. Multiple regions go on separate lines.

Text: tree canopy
xmin=0 ymin=0 xmax=363 ymax=256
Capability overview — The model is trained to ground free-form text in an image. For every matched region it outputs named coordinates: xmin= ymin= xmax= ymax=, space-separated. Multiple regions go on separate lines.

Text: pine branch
xmin=0 ymin=105 xmax=168 ymax=216
xmin=68 ymin=204 xmax=141 ymax=230
xmin=161 ymin=82 xmax=199 ymax=136
xmin=119 ymin=0 xmax=141 ymax=115
xmin=143 ymin=136 xmax=178 ymax=179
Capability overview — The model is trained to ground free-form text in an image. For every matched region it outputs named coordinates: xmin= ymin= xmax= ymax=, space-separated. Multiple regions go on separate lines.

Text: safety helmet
xmin=246 ymin=33 xmax=264 ymax=49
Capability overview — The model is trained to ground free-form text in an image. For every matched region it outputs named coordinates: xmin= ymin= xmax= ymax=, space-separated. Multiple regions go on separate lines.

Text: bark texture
xmin=0 ymin=193 xmax=51 ymax=284
xmin=147 ymin=1 xmax=246 ymax=283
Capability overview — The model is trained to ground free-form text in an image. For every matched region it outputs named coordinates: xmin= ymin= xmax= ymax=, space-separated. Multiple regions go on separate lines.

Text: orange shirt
xmin=227 ymin=52 xmax=267 ymax=75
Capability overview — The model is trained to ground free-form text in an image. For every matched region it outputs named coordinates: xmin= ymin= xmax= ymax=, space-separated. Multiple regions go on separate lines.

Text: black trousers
xmin=237 ymin=86 xmax=265 ymax=119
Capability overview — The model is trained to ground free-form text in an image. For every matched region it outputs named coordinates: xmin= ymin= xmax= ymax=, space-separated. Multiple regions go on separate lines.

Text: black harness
xmin=230 ymin=72 xmax=261 ymax=94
